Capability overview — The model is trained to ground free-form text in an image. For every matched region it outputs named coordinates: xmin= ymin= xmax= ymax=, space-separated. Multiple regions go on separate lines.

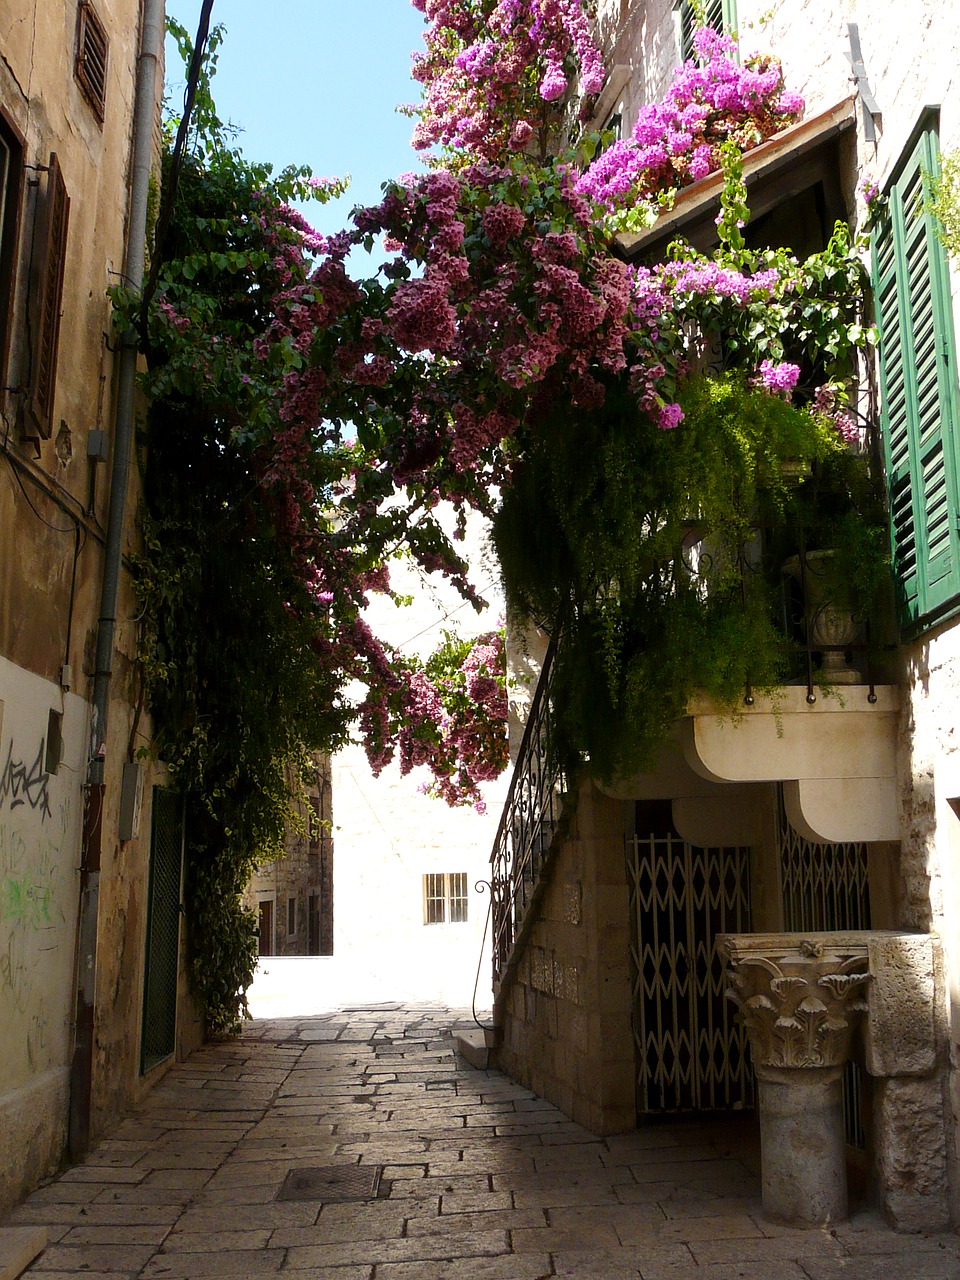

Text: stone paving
xmin=5 ymin=1002 xmax=960 ymax=1279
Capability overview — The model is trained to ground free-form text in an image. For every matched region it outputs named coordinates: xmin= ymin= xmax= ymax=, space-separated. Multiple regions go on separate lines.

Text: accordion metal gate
xmin=776 ymin=785 xmax=871 ymax=1148
xmin=627 ymin=833 xmax=754 ymax=1115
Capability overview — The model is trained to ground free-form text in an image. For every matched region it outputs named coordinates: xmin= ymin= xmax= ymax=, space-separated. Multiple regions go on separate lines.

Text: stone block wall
xmin=496 ymin=780 xmax=635 ymax=1135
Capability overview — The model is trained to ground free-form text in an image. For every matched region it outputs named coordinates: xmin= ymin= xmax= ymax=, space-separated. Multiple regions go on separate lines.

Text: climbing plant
xmin=125 ymin=5 xmax=888 ymax=1032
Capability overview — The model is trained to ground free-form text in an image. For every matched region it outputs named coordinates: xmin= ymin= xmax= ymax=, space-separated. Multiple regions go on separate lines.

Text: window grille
xmin=423 ymin=872 xmax=469 ymax=924
xmin=75 ymin=2 xmax=108 ymax=121
xmin=776 ymin=786 xmax=870 ymax=1149
xmin=448 ymin=872 xmax=468 ymax=922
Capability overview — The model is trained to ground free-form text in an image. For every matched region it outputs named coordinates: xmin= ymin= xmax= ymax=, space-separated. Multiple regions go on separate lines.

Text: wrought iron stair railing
xmin=489 ymin=641 xmax=569 ymax=996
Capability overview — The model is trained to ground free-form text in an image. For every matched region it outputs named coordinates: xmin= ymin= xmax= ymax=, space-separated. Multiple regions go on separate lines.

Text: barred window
xmin=423 ymin=872 xmax=469 ymax=924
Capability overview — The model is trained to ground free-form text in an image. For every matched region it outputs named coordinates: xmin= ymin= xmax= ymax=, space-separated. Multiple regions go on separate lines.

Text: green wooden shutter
xmin=873 ymin=116 xmax=960 ymax=630
xmin=677 ymin=0 xmax=737 ymax=61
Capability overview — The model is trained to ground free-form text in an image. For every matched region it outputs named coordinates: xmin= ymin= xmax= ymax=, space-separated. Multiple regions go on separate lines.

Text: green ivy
xmin=494 ymin=371 xmax=887 ymax=782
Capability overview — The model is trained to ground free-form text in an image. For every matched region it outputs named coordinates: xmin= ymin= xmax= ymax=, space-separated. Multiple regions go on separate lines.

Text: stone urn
xmin=783 ymin=550 xmax=861 ymax=684
xmin=718 ymin=932 xmax=870 ymax=1225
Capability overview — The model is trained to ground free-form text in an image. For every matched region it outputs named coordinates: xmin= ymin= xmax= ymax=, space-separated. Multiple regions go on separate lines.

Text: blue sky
xmin=165 ymin=0 xmax=429 ymax=239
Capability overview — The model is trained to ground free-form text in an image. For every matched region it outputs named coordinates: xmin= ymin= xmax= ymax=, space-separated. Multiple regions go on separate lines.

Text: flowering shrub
xmin=410 ymin=0 xmax=606 ymax=161
xmin=360 ymin=628 xmax=508 ymax=810
xmin=577 ymin=28 xmax=802 ymax=230
xmin=130 ymin=11 xmax=887 ymax=1029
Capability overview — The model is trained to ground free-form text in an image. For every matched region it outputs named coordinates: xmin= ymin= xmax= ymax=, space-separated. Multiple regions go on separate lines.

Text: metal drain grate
xmin=277 ymin=1165 xmax=384 ymax=1203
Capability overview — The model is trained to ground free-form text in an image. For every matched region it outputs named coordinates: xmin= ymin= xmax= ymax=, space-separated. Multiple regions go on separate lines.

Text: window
xmin=675 ymin=0 xmax=738 ymax=62
xmin=423 ymin=872 xmax=469 ymax=924
xmin=287 ymin=895 xmax=296 ymax=937
xmin=24 ymin=153 xmax=70 ymax=441
xmin=75 ymin=2 xmax=108 ymax=122
xmin=44 ymin=709 xmax=63 ymax=774
xmin=872 ymin=110 xmax=960 ymax=632
xmin=0 ymin=111 xmax=24 ymax=385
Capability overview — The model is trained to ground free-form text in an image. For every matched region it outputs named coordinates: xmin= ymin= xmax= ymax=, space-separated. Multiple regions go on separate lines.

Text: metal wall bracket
xmin=846 ymin=24 xmax=881 ymax=143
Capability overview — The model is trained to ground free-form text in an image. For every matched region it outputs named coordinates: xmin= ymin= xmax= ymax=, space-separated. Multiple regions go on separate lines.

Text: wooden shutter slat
xmin=75 ymin=3 xmax=108 ymax=121
xmin=25 ymin=153 xmax=69 ymax=441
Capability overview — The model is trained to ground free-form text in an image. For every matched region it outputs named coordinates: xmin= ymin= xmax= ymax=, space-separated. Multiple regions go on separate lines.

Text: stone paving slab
xmin=3 ymin=1002 xmax=958 ymax=1279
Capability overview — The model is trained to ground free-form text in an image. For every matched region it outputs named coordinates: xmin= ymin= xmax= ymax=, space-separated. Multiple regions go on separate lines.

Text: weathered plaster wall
xmin=0 ymin=0 xmax=202 ymax=1207
xmin=0 ymin=659 xmax=86 ymax=1209
xmin=496 ymin=781 xmax=635 ymax=1135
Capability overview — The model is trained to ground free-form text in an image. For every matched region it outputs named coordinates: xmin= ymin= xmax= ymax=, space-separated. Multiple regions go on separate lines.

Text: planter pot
xmin=783 ymin=550 xmax=861 ymax=685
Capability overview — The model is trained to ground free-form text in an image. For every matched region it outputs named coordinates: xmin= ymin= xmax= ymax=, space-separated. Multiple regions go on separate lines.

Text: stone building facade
xmin=490 ymin=0 xmax=960 ymax=1233
xmin=243 ymin=758 xmax=334 ymax=957
xmin=0 ymin=1 xmax=201 ymax=1214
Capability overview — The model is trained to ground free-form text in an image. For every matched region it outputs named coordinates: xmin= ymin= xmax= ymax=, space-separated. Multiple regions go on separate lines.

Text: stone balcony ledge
xmin=601 ymin=687 xmax=901 ymax=844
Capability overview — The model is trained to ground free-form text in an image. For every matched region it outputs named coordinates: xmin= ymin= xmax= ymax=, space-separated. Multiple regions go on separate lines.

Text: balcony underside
xmin=600 ymin=686 xmax=900 ymax=844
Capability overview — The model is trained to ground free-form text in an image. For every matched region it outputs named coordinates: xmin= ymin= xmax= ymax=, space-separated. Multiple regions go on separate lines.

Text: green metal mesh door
xmin=141 ymin=788 xmax=183 ymax=1073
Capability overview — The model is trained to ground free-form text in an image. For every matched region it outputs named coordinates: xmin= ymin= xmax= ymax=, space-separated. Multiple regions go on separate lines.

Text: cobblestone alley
xmin=4 ymin=1004 xmax=960 ymax=1280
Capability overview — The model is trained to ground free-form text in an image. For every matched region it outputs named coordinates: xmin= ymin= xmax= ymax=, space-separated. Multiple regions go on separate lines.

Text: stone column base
xmin=757 ymin=1064 xmax=847 ymax=1225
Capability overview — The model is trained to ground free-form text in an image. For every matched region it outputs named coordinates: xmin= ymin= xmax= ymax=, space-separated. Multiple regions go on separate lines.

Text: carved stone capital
xmin=720 ymin=933 xmax=870 ymax=1070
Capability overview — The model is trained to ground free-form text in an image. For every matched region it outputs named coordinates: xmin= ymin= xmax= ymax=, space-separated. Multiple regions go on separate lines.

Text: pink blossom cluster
xmin=360 ymin=628 xmax=508 ymax=810
xmin=813 ymin=383 xmax=863 ymax=447
xmin=410 ymin=0 xmax=605 ymax=161
xmin=577 ymin=28 xmax=803 ymax=211
xmin=857 ymin=174 xmax=880 ymax=208
xmin=756 ymin=359 xmax=800 ymax=392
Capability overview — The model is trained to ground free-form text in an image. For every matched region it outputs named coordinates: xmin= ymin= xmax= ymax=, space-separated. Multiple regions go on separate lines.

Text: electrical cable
xmin=139 ymin=0 xmax=216 ymax=334
xmin=0 ymin=442 xmax=119 ymax=552
xmin=393 ymin=578 xmax=501 ymax=651
xmin=3 ymin=447 xmax=77 ymax=533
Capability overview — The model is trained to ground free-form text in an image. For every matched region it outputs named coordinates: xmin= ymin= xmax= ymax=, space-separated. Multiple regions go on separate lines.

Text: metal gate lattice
xmin=141 ymin=788 xmax=183 ymax=1074
xmin=776 ymin=786 xmax=870 ymax=1148
xmin=627 ymin=834 xmax=754 ymax=1114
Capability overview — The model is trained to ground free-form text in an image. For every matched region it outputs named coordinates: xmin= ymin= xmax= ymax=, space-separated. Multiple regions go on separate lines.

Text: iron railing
xmin=489 ymin=641 xmax=568 ymax=990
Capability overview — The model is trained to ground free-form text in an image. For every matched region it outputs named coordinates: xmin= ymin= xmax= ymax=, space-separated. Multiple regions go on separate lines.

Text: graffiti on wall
xmin=0 ymin=738 xmax=52 ymax=822
xmin=0 ymin=747 xmax=69 ymax=1080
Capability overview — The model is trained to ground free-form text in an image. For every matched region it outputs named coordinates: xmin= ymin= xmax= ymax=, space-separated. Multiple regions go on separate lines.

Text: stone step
xmin=453 ymin=1026 xmax=499 ymax=1070
xmin=0 ymin=1228 xmax=46 ymax=1280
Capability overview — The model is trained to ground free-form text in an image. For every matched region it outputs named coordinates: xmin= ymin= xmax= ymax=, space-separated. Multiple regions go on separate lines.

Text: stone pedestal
xmin=757 ymin=1064 xmax=847 ymax=1223
xmin=719 ymin=933 xmax=870 ymax=1226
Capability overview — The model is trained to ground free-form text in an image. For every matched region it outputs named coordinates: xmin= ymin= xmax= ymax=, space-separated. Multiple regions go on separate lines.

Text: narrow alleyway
xmin=5 ymin=1004 xmax=960 ymax=1280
